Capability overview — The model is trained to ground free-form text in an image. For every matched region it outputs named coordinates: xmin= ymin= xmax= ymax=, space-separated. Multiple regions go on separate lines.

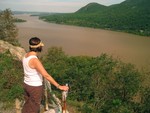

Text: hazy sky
xmin=0 ymin=0 xmax=125 ymax=13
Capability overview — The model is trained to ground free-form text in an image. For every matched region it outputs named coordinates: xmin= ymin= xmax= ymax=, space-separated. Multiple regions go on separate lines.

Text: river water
xmin=15 ymin=14 xmax=150 ymax=69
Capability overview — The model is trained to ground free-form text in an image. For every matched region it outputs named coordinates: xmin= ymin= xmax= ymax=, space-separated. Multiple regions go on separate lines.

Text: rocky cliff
xmin=0 ymin=40 xmax=26 ymax=61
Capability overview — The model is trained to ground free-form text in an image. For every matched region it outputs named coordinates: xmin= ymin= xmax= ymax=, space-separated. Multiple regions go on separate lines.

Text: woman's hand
xmin=58 ymin=85 xmax=69 ymax=91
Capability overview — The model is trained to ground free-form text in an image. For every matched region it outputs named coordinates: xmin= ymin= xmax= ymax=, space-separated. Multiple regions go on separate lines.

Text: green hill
xmin=40 ymin=0 xmax=150 ymax=36
xmin=76 ymin=2 xmax=107 ymax=13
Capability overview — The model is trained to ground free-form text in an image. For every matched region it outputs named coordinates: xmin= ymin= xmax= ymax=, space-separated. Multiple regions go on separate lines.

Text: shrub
xmin=0 ymin=52 xmax=24 ymax=102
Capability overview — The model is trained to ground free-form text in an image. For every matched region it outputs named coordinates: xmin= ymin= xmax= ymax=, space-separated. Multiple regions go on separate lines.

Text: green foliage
xmin=91 ymin=62 xmax=142 ymax=112
xmin=76 ymin=2 xmax=107 ymax=13
xmin=42 ymin=47 xmax=68 ymax=84
xmin=139 ymin=87 xmax=150 ymax=113
xmin=0 ymin=9 xmax=19 ymax=45
xmin=0 ymin=46 xmax=149 ymax=112
xmin=40 ymin=0 xmax=150 ymax=36
xmin=80 ymin=104 xmax=92 ymax=113
xmin=42 ymin=47 xmax=149 ymax=113
xmin=14 ymin=18 xmax=26 ymax=22
xmin=0 ymin=52 xmax=24 ymax=102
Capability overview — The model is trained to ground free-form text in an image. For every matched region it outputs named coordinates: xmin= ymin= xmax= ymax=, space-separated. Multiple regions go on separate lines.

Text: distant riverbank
xmin=15 ymin=14 xmax=150 ymax=69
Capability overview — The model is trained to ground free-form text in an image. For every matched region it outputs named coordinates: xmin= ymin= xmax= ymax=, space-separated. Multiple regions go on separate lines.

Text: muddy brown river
xmin=15 ymin=14 xmax=150 ymax=69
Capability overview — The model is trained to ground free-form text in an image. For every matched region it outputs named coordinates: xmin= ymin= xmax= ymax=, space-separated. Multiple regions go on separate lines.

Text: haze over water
xmin=15 ymin=14 xmax=150 ymax=69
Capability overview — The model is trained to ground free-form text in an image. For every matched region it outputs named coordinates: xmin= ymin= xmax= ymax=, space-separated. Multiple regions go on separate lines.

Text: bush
xmin=0 ymin=52 xmax=24 ymax=102
xmin=42 ymin=47 xmax=145 ymax=112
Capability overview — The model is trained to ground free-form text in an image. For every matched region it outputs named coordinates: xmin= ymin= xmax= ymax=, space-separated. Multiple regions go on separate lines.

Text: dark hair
xmin=29 ymin=37 xmax=43 ymax=52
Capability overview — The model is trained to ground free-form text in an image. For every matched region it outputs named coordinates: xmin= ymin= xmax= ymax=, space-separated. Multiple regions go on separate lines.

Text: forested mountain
xmin=40 ymin=0 xmax=150 ymax=36
xmin=76 ymin=2 xmax=107 ymax=13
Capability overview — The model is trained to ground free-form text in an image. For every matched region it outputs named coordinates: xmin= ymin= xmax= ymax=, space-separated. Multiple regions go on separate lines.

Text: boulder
xmin=0 ymin=40 xmax=26 ymax=61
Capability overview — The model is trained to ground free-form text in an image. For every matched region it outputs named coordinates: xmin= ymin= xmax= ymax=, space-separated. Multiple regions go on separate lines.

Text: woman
xmin=22 ymin=37 xmax=69 ymax=113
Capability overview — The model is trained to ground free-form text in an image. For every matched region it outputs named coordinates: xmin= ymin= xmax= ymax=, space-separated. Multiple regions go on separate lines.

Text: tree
xmin=91 ymin=58 xmax=142 ymax=113
xmin=41 ymin=47 xmax=148 ymax=113
xmin=0 ymin=9 xmax=18 ymax=45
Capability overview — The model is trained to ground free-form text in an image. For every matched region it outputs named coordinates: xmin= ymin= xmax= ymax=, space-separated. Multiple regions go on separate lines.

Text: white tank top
xmin=22 ymin=55 xmax=43 ymax=86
